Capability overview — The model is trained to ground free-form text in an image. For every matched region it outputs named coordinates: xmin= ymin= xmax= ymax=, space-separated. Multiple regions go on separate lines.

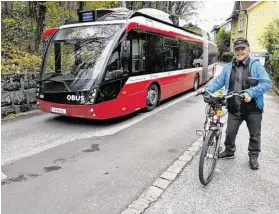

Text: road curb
xmin=121 ymin=137 xmax=203 ymax=214
xmin=1 ymin=109 xmax=42 ymax=122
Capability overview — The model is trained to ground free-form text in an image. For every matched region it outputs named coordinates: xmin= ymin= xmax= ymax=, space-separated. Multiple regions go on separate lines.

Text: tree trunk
xmin=147 ymin=2 xmax=152 ymax=8
xmin=35 ymin=1 xmax=47 ymax=52
xmin=78 ymin=1 xmax=85 ymax=11
xmin=155 ymin=2 xmax=161 ymax=10
xmin=168 ymin=1 xmax=173 ymax=13
xmin=129 ymin=2 xmax=134 ymax=10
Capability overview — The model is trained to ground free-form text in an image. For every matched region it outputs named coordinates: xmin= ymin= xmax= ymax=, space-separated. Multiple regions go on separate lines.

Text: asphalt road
xmin=1 ymin=81 xmax=213 ymax=214
xmin=1 ymin=89 xmax=195 ymax=166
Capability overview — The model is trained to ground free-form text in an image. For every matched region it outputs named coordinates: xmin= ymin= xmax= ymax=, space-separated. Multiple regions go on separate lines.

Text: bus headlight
xmin=87 ymin=88 xmax=98 ymax=104
xmin=36 ymin=84 xmax=41 ymax=97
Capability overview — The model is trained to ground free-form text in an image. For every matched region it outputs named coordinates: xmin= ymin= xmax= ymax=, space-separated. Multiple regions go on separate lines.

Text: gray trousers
xmin=224 ymin=112 xmax=262 ymax=157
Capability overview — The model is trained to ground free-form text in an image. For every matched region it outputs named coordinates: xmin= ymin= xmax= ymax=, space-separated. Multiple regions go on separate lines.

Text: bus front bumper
xmin=36 ymin=98 xmax=137 ymax=120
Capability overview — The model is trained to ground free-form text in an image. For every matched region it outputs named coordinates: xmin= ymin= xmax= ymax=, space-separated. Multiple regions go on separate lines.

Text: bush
xmin=216 ymin=28 xmax=231 ymax=60
xmin=1 ymin=47 xmax=41 ymax=74
xmin=260 ymin=18 xmax=279 ymax=81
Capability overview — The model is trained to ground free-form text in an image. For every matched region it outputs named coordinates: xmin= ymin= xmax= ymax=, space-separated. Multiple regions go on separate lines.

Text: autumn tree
xmin=1 ymin=1 xmax=118 ymax=74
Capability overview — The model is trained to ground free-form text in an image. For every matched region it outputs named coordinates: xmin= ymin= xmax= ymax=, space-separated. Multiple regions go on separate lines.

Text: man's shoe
xmin=218 ymin=150 xmax=235 ymax=159
xmin=249 ymin=156 xmax=259 ymax=170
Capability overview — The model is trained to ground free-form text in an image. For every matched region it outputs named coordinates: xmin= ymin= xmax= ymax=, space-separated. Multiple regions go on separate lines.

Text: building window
xmin=238 ymin=15 xmax=245 ymax=31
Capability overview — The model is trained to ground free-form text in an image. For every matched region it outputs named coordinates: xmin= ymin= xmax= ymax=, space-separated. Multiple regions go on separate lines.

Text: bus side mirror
xmin=121 ymin=40 xmax=130 ymax=58
xmin=120 ymin=40 xmax=130 ymax=73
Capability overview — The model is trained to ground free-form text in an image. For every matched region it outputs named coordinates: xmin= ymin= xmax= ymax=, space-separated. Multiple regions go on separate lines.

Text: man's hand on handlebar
xmin=242 ymin=92 xmax=252 ymax=102
xmin=196 ymin=88 xmax=206 ymax=96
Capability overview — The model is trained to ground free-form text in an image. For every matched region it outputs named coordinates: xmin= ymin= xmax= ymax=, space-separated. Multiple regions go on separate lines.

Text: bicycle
xmin=195 ymin=89 xmax=244 ymax=185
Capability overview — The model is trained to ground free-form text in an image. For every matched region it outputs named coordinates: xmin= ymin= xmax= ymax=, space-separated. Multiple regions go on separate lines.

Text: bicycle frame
xmin=210 ymin=122 xmax=224 ymax=159
xmin=196 ymin=89 xmax=246 ymax=185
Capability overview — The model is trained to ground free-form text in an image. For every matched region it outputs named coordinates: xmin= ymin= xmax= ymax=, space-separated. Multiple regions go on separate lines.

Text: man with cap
xmin=202 ymin=37 xmax=271 ymax=170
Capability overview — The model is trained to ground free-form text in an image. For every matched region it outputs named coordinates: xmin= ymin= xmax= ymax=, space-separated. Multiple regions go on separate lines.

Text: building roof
xmin=211 ymin=25 xmax=219 ymax=32
xmin=227 ymin=1 xmax=260 ymax=20
xmin=240 ymin=1 xmax=258 ymax=10
xmin=211 ymin=20 xmax=231 ymax=32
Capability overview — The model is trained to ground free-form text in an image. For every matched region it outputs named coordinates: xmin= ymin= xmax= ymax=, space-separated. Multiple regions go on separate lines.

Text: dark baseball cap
xmin=233 ymin=37 xmax=250 ymax=50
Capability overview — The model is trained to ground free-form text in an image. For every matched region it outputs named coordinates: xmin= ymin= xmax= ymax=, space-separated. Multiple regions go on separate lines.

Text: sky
xmin=192 ymin=0 xmax=235 ymax=32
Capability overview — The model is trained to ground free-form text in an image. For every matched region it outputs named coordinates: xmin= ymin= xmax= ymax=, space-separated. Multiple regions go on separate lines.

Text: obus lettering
xmin=67 ymin=95 xmax=84 ymax=101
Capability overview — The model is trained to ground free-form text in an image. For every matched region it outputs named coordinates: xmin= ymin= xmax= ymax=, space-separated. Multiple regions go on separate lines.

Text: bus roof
xmin=57 ymin=8 xmax=215 ymax=44
xmin=60 ymin=20 xmax=127 ymax=29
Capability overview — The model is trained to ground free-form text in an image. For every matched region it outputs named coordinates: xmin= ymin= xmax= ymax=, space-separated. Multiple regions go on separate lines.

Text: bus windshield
xmin=41 ymin=23 xmax=124 ymax=92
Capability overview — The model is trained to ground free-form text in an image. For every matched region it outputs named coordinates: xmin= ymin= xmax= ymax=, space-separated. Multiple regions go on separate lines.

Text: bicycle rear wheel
xmin=199 ymin=130 xmax=219 ymax=185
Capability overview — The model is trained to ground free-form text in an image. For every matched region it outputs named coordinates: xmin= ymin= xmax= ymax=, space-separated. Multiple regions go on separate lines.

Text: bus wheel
xmin=146 ymin=84 xmax=159 ymax=111
xmin=193 ymin=75 xmax=199 ymax=91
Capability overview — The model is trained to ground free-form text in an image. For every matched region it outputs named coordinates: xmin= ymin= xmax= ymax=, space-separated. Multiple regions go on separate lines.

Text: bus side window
xmin=181 ymin=41 xmax=203 ymax=68
xmin=208 ymin=43 xmax=217 ymax=65
xmin=178 ymin=41 xmax=187 ymax=69
xmin=163 ymin=37 xmax=179 ymax=71
xmin=181 ymin=41 xmax=192 ymax=69
xmin=104 ymin=44 xmax=124 ymax=81
xmin=130 ymin=31 xmax=146 ymax=76
xmin=146 ymin=33 xmax=164 ymax=74
xmin=193 ymin=42 xmax=203 ymax=67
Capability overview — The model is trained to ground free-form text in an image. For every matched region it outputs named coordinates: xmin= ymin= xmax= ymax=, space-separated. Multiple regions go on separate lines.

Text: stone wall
xmin=1 ymin=73 xmax=39 ymax=118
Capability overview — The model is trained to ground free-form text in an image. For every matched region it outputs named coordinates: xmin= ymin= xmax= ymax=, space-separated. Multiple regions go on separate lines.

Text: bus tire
xmin=193 ymin=75 xmax=199 ymax=91
xmin=145 ymin=84 xmax=159 ymax=112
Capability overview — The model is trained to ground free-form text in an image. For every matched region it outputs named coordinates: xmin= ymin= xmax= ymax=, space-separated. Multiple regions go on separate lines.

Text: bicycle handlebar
xmin=196 ymin=89 xmax=244 ymax=99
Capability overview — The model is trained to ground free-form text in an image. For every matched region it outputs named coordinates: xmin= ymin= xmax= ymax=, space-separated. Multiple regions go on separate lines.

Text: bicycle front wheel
xmin=199 ymin=130 xmax=219 ymax=185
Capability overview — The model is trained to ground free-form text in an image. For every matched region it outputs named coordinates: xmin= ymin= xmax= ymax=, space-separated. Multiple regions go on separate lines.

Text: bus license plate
xmin=50 ymin=107 xmax=66 ymax=115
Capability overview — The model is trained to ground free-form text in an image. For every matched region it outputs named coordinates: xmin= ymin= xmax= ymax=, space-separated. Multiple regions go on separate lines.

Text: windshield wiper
xmin=39 ymin=78 xmax=71 ymax=92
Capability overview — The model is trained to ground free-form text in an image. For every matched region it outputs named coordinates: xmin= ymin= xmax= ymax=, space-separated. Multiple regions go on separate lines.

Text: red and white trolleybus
xmin=36 ymin=8 xmax=218 ymax=120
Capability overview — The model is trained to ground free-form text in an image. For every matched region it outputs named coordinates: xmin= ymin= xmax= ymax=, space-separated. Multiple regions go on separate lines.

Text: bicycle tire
xmin=199 ymin=130 xmax=219 ymax=185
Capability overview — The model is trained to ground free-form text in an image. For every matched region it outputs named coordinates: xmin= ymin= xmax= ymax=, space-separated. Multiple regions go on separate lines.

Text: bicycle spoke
xmin=199 ymin=130 xmax=219 ymax=185
xmin=202 ymin=144 xmax=216 ymax=178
